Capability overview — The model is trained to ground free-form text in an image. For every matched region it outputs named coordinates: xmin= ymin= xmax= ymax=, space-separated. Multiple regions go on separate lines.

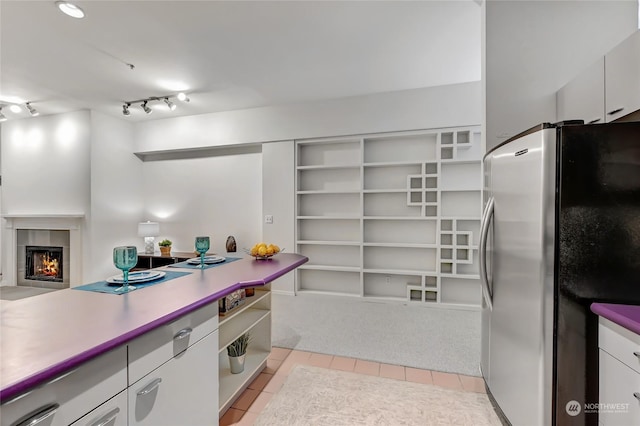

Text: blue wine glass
xmin=195 ymin=236 xmax=210 ymax=269
xmin=113 ymin=246 xmax=138 ymax=292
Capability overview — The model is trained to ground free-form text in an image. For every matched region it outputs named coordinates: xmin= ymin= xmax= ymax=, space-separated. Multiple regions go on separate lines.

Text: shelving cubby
xmin=295 ymin=127 xmax=482 ymax=308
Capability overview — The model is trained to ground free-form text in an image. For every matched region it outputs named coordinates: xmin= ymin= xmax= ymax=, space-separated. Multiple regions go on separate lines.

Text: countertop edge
xmin=591 ymin=302 xmax=640 ymax=335
xmin=0 ymin=254 xmax=308 ymax=402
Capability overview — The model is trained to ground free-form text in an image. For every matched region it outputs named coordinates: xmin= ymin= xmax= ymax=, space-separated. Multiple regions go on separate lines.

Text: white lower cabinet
xmin=0 ymin=347 xmax=127 ymax=426
xmin=70 ymin=390 xmax=127 ymax=426
xmin=129 ymin=330 xmax=219 ymax=426
xmin=598 ymin=317 xmax=640 ymax=426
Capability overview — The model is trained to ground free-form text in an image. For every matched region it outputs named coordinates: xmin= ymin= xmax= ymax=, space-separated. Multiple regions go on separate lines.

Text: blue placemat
xmin=74 ymin=270 xmax=192 ymax=295
xmin=167 ymin=257 xmax=241 ymax=269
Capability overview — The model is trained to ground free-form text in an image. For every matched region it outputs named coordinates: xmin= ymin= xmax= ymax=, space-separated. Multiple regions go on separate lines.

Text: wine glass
xmin=113 ymin=246 xmax=138 ymax=292
xmin=195 ymin=236 xmax=210 ymax=269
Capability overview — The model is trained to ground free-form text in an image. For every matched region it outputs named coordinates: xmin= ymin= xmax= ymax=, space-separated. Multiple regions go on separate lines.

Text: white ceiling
xmin=0 ymin=0 xmax=481 ymax=122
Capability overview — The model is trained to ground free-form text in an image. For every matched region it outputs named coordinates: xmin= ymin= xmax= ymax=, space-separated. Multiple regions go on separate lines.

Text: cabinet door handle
xmin=607 ymin=107 xmax=624 ymax=115
xmin=587 ymin=118 xmax=601 ymax=124
xmin=137 ymin=378 xmax=162 ymax=396
xmin=89 ymin=407 xmax=120 ymax=426
xmin=633 ymin=351 xmax=640 ymax=358
xmin=634 ymin=392 xmax=640 ymax=401
xmin=174 ymin=327 xmax=193 ymax=341
xmin=14 ymin=403 xmax=60 ymax=426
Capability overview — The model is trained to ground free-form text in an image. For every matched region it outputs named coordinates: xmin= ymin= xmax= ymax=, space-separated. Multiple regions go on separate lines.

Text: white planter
xmin=228 ymin=354 xmax=246 ymax=374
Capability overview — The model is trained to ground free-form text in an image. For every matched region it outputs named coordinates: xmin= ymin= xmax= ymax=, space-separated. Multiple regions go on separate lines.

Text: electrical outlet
xmin=385 ymin=276 xmax=391 ymax=285
xmin=265 ymin=215 xmax=273 ymax=224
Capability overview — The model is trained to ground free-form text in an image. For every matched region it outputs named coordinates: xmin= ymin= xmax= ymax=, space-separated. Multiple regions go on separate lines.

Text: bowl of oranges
xmin=245 ymin=242 xmax=282 ymax=260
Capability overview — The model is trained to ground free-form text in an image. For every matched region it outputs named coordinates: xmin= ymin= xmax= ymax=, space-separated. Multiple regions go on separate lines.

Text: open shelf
xmin=218 ymin=349 xmax=270 ymax=414
xmin=218 ymin=308 xmax=270 ymax=352
xmin=218 ymin=288 xmax=271 ymax=416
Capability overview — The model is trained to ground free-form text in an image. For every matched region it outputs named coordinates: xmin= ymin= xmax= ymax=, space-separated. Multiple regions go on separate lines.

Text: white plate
xmin=186 ymin=256 xmax=226 ymax=265
xmin=106 ymin=271 xmax=166 ymax=284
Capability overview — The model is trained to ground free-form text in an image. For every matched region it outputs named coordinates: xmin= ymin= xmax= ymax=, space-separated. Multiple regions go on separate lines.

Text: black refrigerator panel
xmin=558 ymin=121 xmax=640 ymax=303
xmin=555 ymin=121 xmax=640 ymax=426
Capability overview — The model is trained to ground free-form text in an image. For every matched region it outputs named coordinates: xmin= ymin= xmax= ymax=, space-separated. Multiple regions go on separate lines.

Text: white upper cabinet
xmin=557 ymin=57 xmax=605 ymax=124
xmin=605 ymin=30 xmax=640 ymax=122
xmin=557 ymin=30 xmax=640 ymax=124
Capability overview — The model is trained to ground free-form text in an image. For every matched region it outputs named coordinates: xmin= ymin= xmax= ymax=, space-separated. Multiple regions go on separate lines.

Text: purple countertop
xmin=591 ymin=302 xmax=640 ymax=335
xmin=0 ymin=253 xmax=308 ymax=402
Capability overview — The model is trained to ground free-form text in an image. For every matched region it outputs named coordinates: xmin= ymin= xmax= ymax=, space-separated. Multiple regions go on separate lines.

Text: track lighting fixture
xmin=0 ymin=102 xmax=41 ymax=121
xmin=121 ymin=93 xmax=190 ymax=116
xmin=26 ymin=102 xmax=39 ymax=117
xmin=141 ymin=101 xmax=153 ymax=114
xmin=164 ymin=98 xmax=176 ymax=111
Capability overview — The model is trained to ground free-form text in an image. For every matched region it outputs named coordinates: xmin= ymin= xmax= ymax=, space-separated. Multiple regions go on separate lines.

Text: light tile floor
xmin=220 ymin=347 xmax=487 ymax=426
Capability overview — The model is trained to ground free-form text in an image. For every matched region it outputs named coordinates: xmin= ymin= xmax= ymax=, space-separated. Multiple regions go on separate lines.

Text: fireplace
xmin=3 ymin=214 xmax=83 ymax=288
xmin=25 ymin=245 xmax=64 ymax=282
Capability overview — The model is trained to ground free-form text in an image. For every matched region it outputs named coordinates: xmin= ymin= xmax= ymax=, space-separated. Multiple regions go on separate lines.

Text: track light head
xmin=177 ymin=92 xmax=190 ymax=102
xmin=26 ymin=102 xmax=39 ymax=117
xmin=122 ymin=103 xmax=131 ymax=116
xmin=141 ymin=101 xmax=152 ymax=114
xmin=164 ymin=98 xmax=176 ymax=111
xmin=0 ymin=108 xmax=6 ymax=122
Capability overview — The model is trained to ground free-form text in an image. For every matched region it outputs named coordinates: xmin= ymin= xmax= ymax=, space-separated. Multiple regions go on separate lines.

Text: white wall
xmin=484 ymin=0 xmax=638 ymax=152
xmin=1 ymin=110 xmax=91 ymax=214
xmin=88 ymin=111 xmax=143 ymax=282
xmin=262 ymin=141 xmax=295 ymax=294
xmin=141 ymin=152 xmax=263 ymax=256
xmin=134 ymin=82 xmax=482 ymax=152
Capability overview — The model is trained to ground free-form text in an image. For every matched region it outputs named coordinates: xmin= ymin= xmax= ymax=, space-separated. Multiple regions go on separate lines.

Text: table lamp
xmin=138 ymin=221 xmax=160 ymax=254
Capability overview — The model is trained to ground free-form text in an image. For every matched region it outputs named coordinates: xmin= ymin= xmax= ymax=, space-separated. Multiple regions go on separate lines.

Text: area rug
xmin=254 ymin=365 xmax=501 ymax=426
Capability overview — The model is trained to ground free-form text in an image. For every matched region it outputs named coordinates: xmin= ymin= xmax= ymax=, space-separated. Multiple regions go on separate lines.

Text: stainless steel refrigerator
xmin=480 ymin=121 xmax=640 ymax=426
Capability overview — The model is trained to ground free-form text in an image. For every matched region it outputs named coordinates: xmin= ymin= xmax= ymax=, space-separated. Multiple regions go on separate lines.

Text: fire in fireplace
xmin=25 ymin=246 xmax=64 ymax=282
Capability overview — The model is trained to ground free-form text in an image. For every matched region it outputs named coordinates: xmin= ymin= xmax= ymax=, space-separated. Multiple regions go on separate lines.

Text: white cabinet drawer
xmin=599 ymin=349 xmax=640 ymax=426
xmin=599 ymin=317 xmax=640 ymax=374
xmin=128 ymin=302 xmax=218 ymax=384
xmin=0 ymin=346 xmax=127 ymax=426
xmin=129 ymin=330 xmax=218 ymax=426
xmin=70 ymin=390 xmax=127 ymax=426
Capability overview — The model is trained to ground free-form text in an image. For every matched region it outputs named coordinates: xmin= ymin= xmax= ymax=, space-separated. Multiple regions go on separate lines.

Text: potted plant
xmin=158 ymin=239 xmax=172 ymax=255
xmin=227 ymin=333 xmax=250 ymax=374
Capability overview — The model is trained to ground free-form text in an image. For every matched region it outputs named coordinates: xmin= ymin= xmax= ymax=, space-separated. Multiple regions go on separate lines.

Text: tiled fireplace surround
xmin=3 ymin=215 xmax=84 ymax=288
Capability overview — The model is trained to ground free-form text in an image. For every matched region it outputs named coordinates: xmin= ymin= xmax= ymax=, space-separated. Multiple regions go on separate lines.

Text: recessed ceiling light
xmin=56 ymin=1 xmax=85 ymax=19
xmin=9 ymin=105 xmax=22 ymax=113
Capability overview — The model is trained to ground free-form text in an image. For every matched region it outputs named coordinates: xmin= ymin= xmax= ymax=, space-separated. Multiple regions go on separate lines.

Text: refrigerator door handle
xmin=479 ymin=197 xmax=495 ymax=310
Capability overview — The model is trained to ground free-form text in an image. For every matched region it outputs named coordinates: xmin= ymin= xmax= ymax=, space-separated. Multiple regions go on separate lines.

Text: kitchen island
xmin=0 ymin=253 xmax=307 ymax=425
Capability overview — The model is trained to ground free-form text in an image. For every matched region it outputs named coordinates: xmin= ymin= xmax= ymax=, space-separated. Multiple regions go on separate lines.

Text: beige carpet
xmin=255 ymin=365 xmax=502 ymax=426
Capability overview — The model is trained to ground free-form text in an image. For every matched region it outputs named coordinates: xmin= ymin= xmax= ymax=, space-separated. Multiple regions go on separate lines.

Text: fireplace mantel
xmin=3 ymin=214 xmax=85 ymax=287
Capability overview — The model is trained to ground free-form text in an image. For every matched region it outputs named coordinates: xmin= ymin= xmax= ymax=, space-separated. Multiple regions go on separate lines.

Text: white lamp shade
xmin=138 ymin=221 xmax=160 ymax=237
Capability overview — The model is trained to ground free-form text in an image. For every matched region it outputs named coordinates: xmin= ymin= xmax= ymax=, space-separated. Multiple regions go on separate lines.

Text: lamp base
xmin=144 ymin=237 xmax=155 ymax=254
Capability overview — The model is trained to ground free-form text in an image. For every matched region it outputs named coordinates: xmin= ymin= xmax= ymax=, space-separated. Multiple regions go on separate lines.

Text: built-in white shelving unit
xmin=295 ymin=127 xmax=482 ymax=308
xmin=218 ymin=288 xmax=271 ymax=416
